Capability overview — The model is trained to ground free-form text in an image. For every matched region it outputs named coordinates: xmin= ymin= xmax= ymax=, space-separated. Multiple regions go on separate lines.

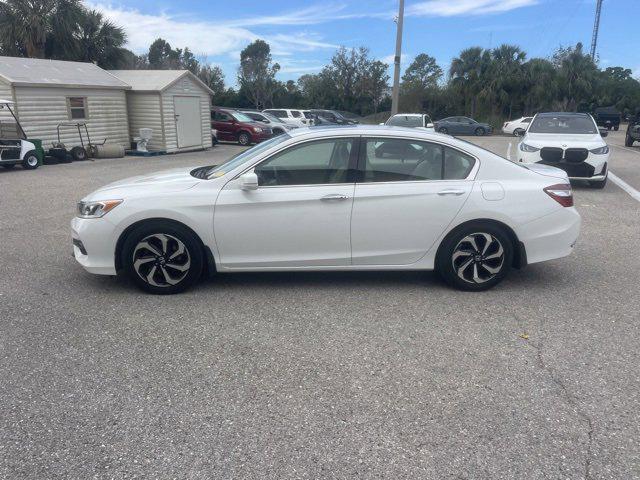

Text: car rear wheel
xmin=474 ymin=127 xmax=485 ymax=136
xmin=122 ymin=222 xmax=204 ymax=294
xmin=438 ymin=127 xmax=448 ymax=134
xmin=238 ymin=132 xmax=251 ymax=146
xmin=22 ymin=151 xmax=40 ymax=169
xmin=513 ymin=128 xmax=525 ymax=137
xmin=436 ymin=223 xmax=513 ymax=291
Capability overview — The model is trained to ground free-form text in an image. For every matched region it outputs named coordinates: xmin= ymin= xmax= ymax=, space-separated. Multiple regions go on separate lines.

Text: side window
xmin=523 ymin=117 xmax=532 ymax=123
xmin=291 ymin=110 xmax=302 ymax=118
xmin=443 ymin=147 xmax=475 ymax=179
xmin=255 ymin=138 xmax=354 ymax=186
xmin=270 ymin=110 xmax=287 ymax=119
xmin=67 ymin=97 xmax=87 ymax=120
xmin=362 ymin=138 xmax=443 ymax=182
xmin=217 ymin=112 xmax=232 ymax=122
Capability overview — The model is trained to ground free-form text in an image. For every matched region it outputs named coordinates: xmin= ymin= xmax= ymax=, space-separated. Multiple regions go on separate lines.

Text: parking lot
xmin=1 ymin=131 xmax=639 ymax=478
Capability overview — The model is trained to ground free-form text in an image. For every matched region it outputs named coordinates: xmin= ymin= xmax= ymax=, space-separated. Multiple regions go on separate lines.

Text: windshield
xmin=386 ymin=115 xmax=423 ymax=127
xmin=231 ymin=111 xmax=254 ymax=122
xmin=529 ymin=115 xmax=597 ymax=134
xmin=206 ymin=134 xmax=291 ymax=178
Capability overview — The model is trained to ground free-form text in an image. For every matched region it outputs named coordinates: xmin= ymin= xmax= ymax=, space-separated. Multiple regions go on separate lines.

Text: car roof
xmin=391 ymin=113 xmax=423 ymax=117
xmin=535 ymin=112 xmax=590 ymax=117
xmin=286 ymin=124 xmax=459 ymax=141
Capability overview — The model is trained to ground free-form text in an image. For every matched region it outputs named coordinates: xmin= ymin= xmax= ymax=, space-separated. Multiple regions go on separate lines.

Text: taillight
xmin=544 ymin=183 xmax=573 ymax=207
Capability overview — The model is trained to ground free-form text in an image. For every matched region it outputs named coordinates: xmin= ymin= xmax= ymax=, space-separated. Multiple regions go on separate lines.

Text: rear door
xmin=350 ymin=137 xmax=475 ymax=265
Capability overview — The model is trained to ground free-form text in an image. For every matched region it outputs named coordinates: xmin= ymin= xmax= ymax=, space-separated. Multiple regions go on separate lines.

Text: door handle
xmin=320 ymin=194 xmax=349 ymax=201
xmin=437 ymin=189 xmax=465 ymax=196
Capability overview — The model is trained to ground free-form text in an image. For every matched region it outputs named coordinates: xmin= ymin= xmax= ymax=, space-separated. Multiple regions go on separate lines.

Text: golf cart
xmin=0 ymin=99 xmax=40 ymax=170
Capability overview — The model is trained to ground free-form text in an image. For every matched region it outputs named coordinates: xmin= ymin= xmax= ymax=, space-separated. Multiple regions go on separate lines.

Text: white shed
xmin=109 ymin=70 xmax=213 ymax=153
xmin=0 ymin=56 xmax=130 ymax=148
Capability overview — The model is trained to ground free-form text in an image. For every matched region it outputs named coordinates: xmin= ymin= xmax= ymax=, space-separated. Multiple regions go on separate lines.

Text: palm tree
xmin=449 ymin=47 xmax=489 ymax=117
xmin=75 ymin=10 xmax=127 ymax=68
xmin=0 ymin=0 xmax=83 ymax=59
xmin=489 ymin=44 xmax=526 ymax=118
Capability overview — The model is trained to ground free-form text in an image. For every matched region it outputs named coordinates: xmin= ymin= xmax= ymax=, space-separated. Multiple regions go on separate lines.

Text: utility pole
xmin=590 ymin=0 xmax=603 ymax=61
xmin=390 ymin=0 xmax=404 ymax=116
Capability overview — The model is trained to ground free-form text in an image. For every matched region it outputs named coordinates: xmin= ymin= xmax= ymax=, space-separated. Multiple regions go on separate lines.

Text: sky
xmin=89 ymin=0 xmax=640 ymax=86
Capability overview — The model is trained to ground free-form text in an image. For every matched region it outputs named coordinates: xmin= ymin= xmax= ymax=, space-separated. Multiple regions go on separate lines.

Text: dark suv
xmin=308 ymin=109 xmax=359 ymax=125
xmin=211 ymin=107 xmax=273 ymax=146
xmin=625 ymin=113 xmax=640 ymax=147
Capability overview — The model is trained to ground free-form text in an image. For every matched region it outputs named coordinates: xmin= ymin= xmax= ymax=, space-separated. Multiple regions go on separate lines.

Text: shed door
xmin=173 ymin=96 xmax=201 ymax=148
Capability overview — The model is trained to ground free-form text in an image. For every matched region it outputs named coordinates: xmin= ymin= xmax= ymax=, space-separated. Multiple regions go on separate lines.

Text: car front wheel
xmin=238 ymin=132 xmax=251 ymax=146
xmin=436 ymin=223 xmax=513 ymax=291
xmin=122 ymin=222 xmax=204 ymax=294
xmin=22 ymin=150 xmax=40 ymax=169
xmin=474 ymin=127 xmax=485 ymax=136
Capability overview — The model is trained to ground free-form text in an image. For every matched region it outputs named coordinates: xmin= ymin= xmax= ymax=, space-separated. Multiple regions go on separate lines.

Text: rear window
xmin=386 ymin=115 xmax=423 ymax=128
xmin=529 ymin=115 xmax=597 ymax=134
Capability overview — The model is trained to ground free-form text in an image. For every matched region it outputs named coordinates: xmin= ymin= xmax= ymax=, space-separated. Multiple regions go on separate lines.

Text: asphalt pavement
xmin=1 ymin=132 xmax=639 ymax=479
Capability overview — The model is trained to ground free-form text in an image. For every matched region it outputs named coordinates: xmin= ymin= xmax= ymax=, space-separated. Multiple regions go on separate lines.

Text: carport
xmin=109 ymin=70 xmax=213 ymax=153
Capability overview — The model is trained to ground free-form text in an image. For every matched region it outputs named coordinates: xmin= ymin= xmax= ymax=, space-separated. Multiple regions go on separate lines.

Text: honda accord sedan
xmin=71 ymin=126 xmax=581 ymax=294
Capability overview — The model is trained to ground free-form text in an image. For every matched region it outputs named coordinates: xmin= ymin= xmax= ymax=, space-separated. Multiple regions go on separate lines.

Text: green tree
xmin=449 ymin=47 xmax=490 ymax=117
xmin=402 ymin=54 xmax=442 ymax=89
xmin=75 ymin=9 xmax=127 ymax=69
xmin=197 ymin=64 xmax=225 ymax=98
xmin=238 ymin=40 xmax=280 ymax=109
xmin=553 ymin=42 xmax=599 ymax=111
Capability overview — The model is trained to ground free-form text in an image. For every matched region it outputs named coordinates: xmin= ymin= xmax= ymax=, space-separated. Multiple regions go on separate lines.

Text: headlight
xmin=519 ymin=142 xmax=540 ymax=152
xmin=253 ymin=127 xmax=262 ymax=133
xmin=77 ymin=199 xmax=123 ymax=218
xmin=589 ymin=145 xmax=609 ymax=155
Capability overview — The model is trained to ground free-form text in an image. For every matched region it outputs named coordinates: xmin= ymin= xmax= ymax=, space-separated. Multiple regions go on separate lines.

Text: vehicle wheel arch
xmin=114 ymin=217 xmax=216 ymax=276
xmin=435 ymin=218 xmax=526 ymax=270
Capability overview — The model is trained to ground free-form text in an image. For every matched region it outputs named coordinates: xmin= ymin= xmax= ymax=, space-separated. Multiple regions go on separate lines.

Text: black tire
xmin=614 ymin=125 xmax=619 ymax=131
xmin=237 ymin=131 xmax=251 ymax=146
xmin=625 ymin=134 xmax=634 ymax=147
xmin=121 ymin=221 xmax=204 ymax=294
xmin=21 ymin=150 xmax=40 ymax=170
xmin=474 ymin=127 xmax=485 ymax=136
xmin=436 ymin=222 xmax=514 ymax=291
xmin=438 ymin=127 xmax=448 ymax=134
xmin=513 ymin=128 xmax=525 ymax=137
xmin=2 ymin=163 xmax=16 ymax=169
xmin=70 ymin=146 xmax=87 ymax=161
xmin=589 ymin=174 xmax=607 ymax=189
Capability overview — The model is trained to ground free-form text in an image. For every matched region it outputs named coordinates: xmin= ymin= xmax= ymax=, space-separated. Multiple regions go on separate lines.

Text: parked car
xmin=383 ymin=113 xmax=434 ymax=130
xmin=625 ymin=113 xmax=640 ymax=147
xmin=0 ymin=99 xmax=40 ymax=170
xmin=262 ymin=109 xmax=310 ymax=127
xmin=434 ymin=116 xmax=492 ymax=136
xmin=241 ymin=111 xmax=296 ymax=135
xmin=594 ymin=106 xmax=621 ymax=131
xmin=502 ymin=116 xmax=533 ymax=136
xmin=211 ymin=107 xmax=273 ymax=146
xmin=71 ymin=125 xmax=580 ymax=294
xmin=308 ymin=109 xmax=358 ymax=125
xmin=517 ymin=112 xmax=609 ymax=188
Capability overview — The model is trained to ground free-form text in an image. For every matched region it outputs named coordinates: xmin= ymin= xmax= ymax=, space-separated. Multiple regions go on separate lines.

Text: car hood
xmin=84 ymin=167 xmax=200 ymax=201
xmin=523 ymin=132 xmax=605 ymax=147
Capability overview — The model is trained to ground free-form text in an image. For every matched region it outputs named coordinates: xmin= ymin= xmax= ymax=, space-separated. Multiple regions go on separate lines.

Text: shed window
xmin=68 ymin=97 xmax=87 ymax=119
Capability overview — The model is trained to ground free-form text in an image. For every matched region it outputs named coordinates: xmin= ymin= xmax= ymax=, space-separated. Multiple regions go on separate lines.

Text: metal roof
xmin=0 ymin=56 xmax=129 ymax=89
xmin=108 ymin=70 xmax=214 ymax=95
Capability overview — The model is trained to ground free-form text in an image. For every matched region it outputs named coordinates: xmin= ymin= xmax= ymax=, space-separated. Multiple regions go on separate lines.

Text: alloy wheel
xmin=451 ymin=232 xmax=505 ymax=284
xmin=132 ymin=234 xmax=191 ymax=287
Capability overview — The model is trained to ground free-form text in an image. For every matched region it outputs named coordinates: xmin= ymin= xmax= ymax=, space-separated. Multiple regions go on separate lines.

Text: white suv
xmin=262 ymin=109 xmax=309 ymax=127
xmin=517 ymin=112 xmax=609 ymax=188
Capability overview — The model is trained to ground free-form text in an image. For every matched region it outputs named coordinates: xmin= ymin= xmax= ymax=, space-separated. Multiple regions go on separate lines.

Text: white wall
xmin=13 ymin=86 xmax=129 ymax=148
xmin=161 ymin=75 xmax=212 ymax=152
xmin=125 ymin=92 xmax=165 ymax=151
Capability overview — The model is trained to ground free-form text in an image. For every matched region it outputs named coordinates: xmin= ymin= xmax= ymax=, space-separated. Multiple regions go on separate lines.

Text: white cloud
xmin=88 ymin=2 xmax=338 ymax=58
xmin=381 ymin=53 xmax=414 ymax=67
xmin=407 ymin=0 xmax=538 ymax=17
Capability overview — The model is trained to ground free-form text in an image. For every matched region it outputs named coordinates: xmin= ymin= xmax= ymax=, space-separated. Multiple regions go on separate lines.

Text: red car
xmin=211 ymin=107 xmax=273 ymax=146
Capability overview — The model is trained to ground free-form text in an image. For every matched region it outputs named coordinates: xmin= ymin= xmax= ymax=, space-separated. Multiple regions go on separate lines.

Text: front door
xmin=214 ymin=137 xmax=357 ymax=269
xmin=351 ymin=137 xmax=475 ymax=265
xmin=174 ymin=96 xmax=201 ymax=148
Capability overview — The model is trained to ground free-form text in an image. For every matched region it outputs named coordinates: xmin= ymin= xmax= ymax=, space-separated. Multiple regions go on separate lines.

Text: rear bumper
xmin=517 ymin=207 xmax=581 ymax=265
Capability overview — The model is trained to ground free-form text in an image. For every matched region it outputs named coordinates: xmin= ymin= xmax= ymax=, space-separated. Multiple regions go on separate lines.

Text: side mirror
xmin=240 ymin=171 xmax=259 ymax=190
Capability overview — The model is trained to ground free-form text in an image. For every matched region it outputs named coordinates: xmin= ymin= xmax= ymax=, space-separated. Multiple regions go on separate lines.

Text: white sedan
xmin=517 ymin=112 xmax=609 ymax=188
xmin=71 ymin=126 xmax=581 ymax=294
xmin=502 ymin=116 xmax=533 ymax=136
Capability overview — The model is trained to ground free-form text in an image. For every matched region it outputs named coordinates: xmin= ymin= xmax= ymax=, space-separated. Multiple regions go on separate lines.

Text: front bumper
xmin=71 ymin=217 xmax=118 ymax=275
xmin=518 ymin=150 xmax=608 ymax=180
